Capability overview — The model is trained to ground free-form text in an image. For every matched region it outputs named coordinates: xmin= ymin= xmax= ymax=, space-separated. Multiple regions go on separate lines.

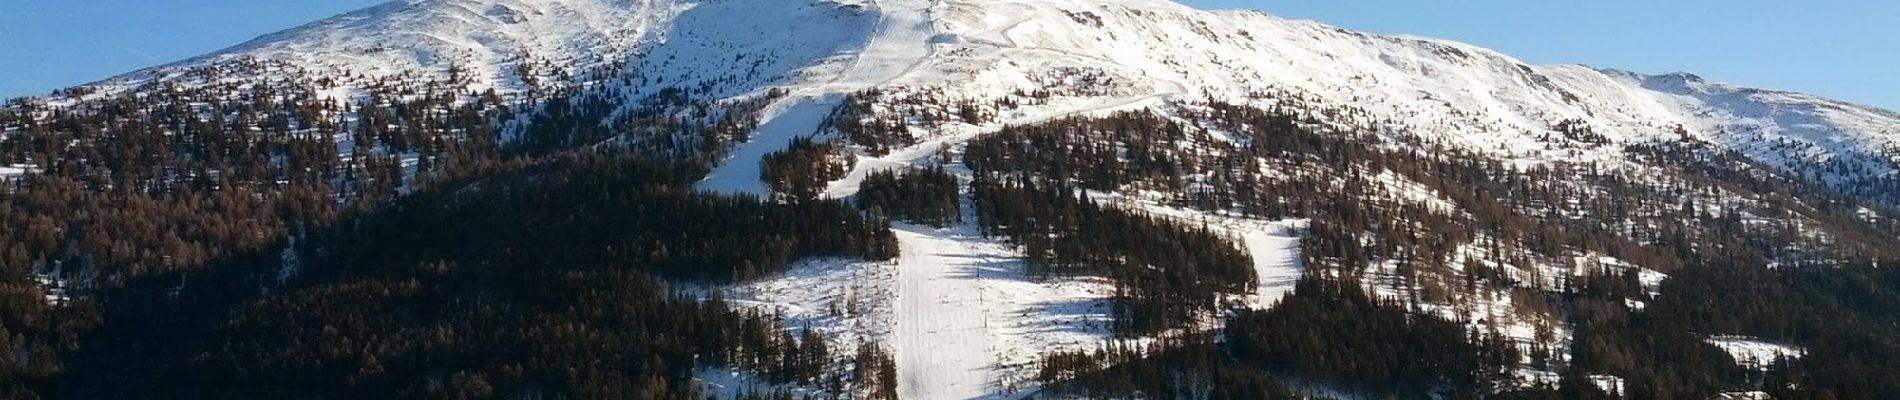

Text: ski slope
xmin=889 ymin=223 xmax=1011 ymax=399
xmin=1238 ymin=220 xmax=1306 ymax=309
xmin=699 ymin=98 xmax=847 ymax=196
xmin=697 ymin=0 xmax=939 ymax=196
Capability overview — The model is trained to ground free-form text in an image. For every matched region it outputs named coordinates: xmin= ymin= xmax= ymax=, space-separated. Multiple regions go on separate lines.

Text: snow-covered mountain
xmin=67 ymin=0 xmax=1900 ymax=195
xmin=23 ymin=0 xmax=1900 ymax=398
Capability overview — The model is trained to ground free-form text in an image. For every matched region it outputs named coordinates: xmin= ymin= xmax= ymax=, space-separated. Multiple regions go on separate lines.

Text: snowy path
xmin=890 ymin=223 xmax=1008 ymax=400
xmin=698 ymin=0 xmax=938 ymax=196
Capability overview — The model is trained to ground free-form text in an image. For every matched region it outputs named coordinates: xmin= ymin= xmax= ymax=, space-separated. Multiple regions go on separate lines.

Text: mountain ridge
xmin=45 ymin=0 xmax=1899 ymax=198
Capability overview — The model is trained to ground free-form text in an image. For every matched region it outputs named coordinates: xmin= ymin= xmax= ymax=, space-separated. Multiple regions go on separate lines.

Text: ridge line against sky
xmin=1 ymin=0 xmax=1895 ymax=111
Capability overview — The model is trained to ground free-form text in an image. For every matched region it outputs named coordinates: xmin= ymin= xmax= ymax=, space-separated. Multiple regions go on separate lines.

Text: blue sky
xmin=2 ymin=0 xmax=1895 ymax=110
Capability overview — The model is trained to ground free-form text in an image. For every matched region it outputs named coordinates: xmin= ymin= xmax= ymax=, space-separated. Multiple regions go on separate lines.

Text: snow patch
xmin=1704 ymin=335 xmax=1806 ymax=370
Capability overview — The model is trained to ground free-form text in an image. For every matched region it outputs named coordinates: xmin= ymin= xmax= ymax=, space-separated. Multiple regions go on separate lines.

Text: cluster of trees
xmin=761 ymin=136 xmax=851 ymax=202
xmin=516 ymin=86 xmax=781 ymax=164
xmin=850 ymin=342 xmax=901 ymax=400
xmin=964 ymin=99 xmax=1900 ymax=284
xmin=1546 ymin=119 xmax=1610 ymax=146
xmin=970 ymin=176 xmax=1254 ymax=336
xmin=965 ymin=112 xmax=1224 ymax=196
xmin=824 ymin=89 xmax=992 ymax=156
xmin=1545 ymin=267 xmax=1743 ymax=399
xmin=306 ymin=154 xmax=897 ymax=283
xmin=1500 ymin=258 xmax=1900 ymax=399
xmin=854 ymin=165 xmax=960 ymax=227
xmin=1627 ymin=138 xmax=1900 ymax=261
xmin=824 ymin=91 xmax=917 ymax=156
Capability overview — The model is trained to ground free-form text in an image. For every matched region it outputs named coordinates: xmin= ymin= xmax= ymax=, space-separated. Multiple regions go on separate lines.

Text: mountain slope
xmin=52 ymin=0 xmax=1900 ymax=202
xmin=8 ymin=0 xmax=1900 ymax=398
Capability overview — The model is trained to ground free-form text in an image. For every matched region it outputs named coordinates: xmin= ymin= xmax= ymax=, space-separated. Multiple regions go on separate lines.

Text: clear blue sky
xmin=3 ymin=0 xmax=1896 ymax=111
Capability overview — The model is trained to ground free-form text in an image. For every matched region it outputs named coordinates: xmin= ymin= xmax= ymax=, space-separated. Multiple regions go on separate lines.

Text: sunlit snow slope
xmin=71 ymin=0 xmax=1900 ymax=186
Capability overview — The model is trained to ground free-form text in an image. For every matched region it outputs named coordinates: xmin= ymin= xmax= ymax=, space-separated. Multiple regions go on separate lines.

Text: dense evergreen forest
xmin=1641 ymin=263 xmax=1900 ymax=398
xmin=761 ymin=136 xmax=852 ymax=202
xmin=1227 ymin=278 xmax=1518 ymax=396
xmin=855 ymin=166 xmax=961 ymax=227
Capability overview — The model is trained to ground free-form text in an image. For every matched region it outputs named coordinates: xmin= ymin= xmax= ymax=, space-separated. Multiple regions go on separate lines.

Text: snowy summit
xmin=64 ymin=0 xmax=1900 ymax=197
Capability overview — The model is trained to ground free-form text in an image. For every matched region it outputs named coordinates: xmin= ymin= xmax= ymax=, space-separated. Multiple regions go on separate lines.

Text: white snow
xmin=722 ymin=190 xmax=1307 ymax=399
xmin=1705 ymin=335 xmax=1806 ymax=370
xmin=696 ymin=368 xmax=830 ymax=399
xmin=0 ymin=163 xmax=34 ymax=181
xmin=890 ymin=223 xmax=1009 ymax=399
xmin=1589 ymin=374 xmax=1626 ymax=395
xmin=1238 ymin=220 xmax=1305 ymax=309
xmin=887 ymin=221 xmax=1117 ymax=399
xmin=727 ymin=257 xmax=898 ymax=353
xmin=1716 ymin=391 xmax=1772 ymax=400
xmin=1510 ymin=370 xmax=1624 ymax=395
xmin=705 ymin=257 xmax=897 ymax=398
xmin=32 ymin=273 xmax=69 ymax=306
